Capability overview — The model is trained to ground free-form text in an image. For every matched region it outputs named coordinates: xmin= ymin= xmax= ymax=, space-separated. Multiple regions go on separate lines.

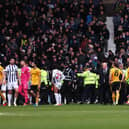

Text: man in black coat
xmin=98 ymin=62 xmax=111 ymax=104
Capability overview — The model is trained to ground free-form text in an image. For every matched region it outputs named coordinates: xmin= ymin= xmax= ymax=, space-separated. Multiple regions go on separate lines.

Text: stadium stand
xmin=0 ymin=0 xmax=109 ymax=71
xmin=1 ymin=0 xmax=129 ymax=106
xmin=113 ymin=1 xmax=129 ymax=64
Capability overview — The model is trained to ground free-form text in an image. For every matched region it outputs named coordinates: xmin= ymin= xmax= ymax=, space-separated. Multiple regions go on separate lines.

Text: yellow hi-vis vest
xmin=41 ymin=69 xmax=48 ymax=85
xmin=77 ymin=70 xmax=99 ymax=88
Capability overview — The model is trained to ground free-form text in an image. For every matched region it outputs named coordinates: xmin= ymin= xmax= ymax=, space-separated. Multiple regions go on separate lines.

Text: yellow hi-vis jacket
xmin=41 ymin=69 xmax=48 ymax=85
xmin=77 ymin=70 xmax=99 ymax=88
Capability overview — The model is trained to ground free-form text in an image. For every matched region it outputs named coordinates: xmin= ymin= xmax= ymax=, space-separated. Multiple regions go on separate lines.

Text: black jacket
xmin=99 ymin=68 xmax=109 ymax=86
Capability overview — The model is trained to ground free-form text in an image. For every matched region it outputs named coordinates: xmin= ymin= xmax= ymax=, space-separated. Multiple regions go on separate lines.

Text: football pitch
xmin=0 ymin=105 xmax=129 ymax=129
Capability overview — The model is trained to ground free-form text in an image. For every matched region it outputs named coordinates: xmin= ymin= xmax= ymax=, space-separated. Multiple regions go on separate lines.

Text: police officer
xmin=40 ymin=68 xmax=49 ymax=104
xmin=62 ymin=64 xmax=74 ymax=104
xmin=77 ymin=65 xmax=99 ymax=104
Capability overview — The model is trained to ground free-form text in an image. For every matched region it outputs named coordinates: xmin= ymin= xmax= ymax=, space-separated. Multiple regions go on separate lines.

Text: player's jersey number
xmin=114 ymin=70 xmax=119 ymax=76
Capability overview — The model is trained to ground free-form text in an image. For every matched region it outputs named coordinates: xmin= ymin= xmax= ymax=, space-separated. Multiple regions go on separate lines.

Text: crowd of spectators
xmin=0 ymin=0 xmax=109 ymax=72
xmin=113 ymin=1 xmax=129 ymax=66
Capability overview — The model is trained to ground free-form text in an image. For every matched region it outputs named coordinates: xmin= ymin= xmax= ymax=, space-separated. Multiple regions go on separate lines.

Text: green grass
xmin=0 ymin=104 xmax=129 ymax=129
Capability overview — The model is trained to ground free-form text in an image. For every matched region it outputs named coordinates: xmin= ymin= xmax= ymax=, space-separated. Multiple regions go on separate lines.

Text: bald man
xmin=99 ymin=62 xmax=111 ymax=104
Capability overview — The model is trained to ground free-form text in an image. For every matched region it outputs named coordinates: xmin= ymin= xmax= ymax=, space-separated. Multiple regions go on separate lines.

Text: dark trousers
xmin=61 ymin=80 xmax=73 ymax=104
xmin=48 ymin=89 xmax=56 ymax=104
xmin=17 ymin=93 xmax=25 ymax=105
xmin=40 ymin=89 xmax=49 ymax=104
xmin=40 ymin=82 xmax=56 ymax=105
xmin=71 ymin=82 xmax=81 ymax=103
xmin=82 ymin=84 xmax=95 ymax=103
xmin=119 ymin=83 xmax=127 ymax=104
xmin=99 ymin=84 xmax=111 ymax=104
xmin=40 ymin=82 xmax=49 ymax=104
xmin=126 ymin=85 xmax=129 ymax=97
xmin=40 ymin=87 xmax=55 ymax=105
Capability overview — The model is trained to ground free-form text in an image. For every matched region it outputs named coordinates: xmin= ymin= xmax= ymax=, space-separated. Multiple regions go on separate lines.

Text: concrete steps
xmin=106 ymin=17 xmax=116 ymax=53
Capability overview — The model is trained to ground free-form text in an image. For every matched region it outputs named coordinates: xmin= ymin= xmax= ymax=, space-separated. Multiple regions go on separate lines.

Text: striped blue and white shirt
xmin=5 ymin=64 xmax=18 ymax=82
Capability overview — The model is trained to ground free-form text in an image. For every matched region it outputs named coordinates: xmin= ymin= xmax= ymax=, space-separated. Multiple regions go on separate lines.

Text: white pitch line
xmin=0 ymin=110 xmax=129 ymax=117
xmin=43 ymin=110 xmax=129 ymax=113
xmin=0 ymin=113 xmax=31 ymax=116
